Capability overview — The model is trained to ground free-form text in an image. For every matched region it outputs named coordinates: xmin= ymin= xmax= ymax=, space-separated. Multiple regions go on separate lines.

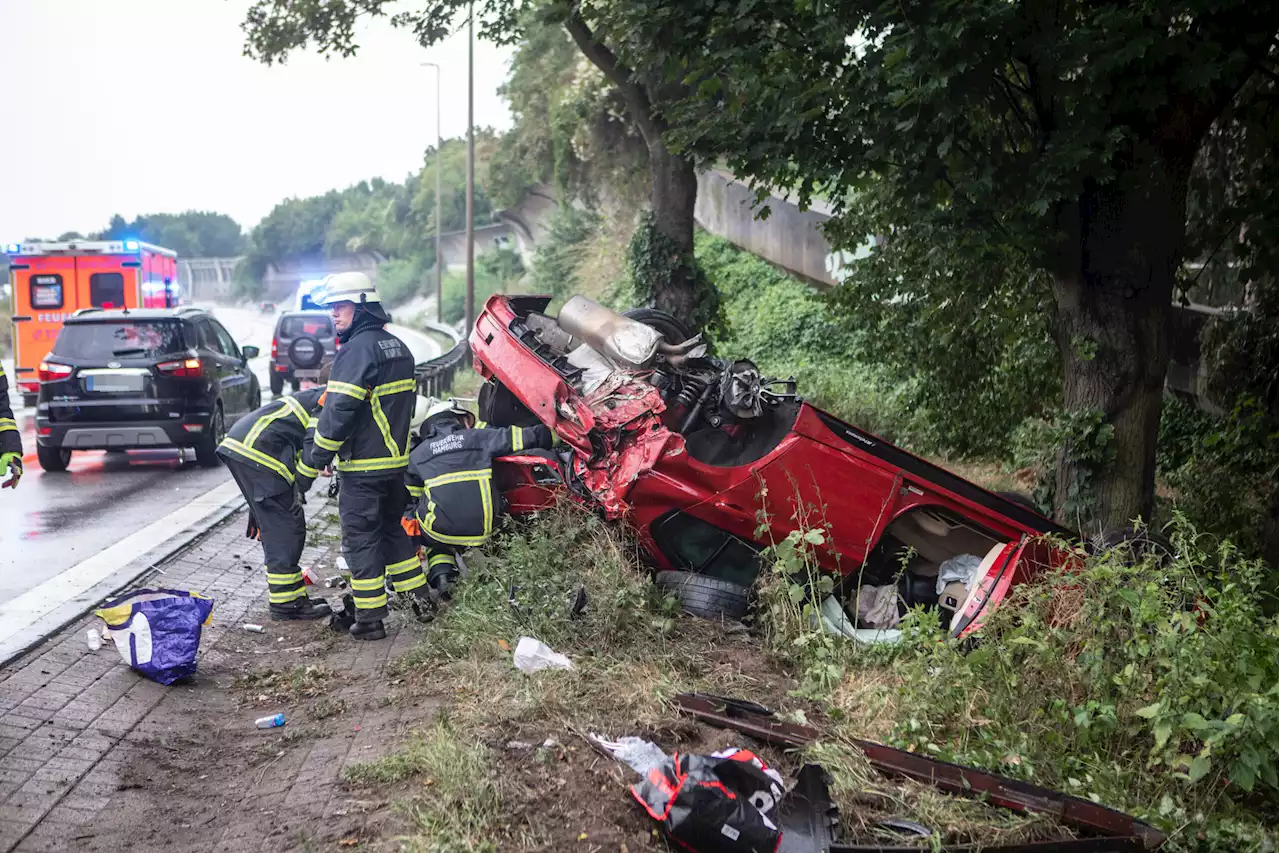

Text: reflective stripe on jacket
xmin=305 ymin=324 xmax=416 ymax=477
xmin=217 ymin=387 xmax=325 ymax=485
xmin=405 ymin=423 xmax=556 ymax=546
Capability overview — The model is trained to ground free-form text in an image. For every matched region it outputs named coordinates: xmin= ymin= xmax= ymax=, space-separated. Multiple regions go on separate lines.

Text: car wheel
xmin=289 ymin=379 xmax=301 ymax=393
xmin=195 ymin=405 xmax=225 ymax=468
xmin=36 ymin=444 xmax=71 ymax=473
xmin=269 ymin=373 xmax=284 ymax=396
xmin=622 ymin=308 xmax=694 ymax=343
xmin=995 ymin=490 xmax=1041 ymax=513
xmin=1089 ymin=525 xmax=1175 ymax=567
xmin=249 ymin=382 xmax=262 ymax=410
xmin=655 ymin=570 xmax=750 ymax=621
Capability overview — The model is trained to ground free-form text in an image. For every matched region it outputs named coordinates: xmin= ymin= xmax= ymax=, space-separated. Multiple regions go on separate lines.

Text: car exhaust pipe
xmin=557 ymin=295 xmax=667 ymax=369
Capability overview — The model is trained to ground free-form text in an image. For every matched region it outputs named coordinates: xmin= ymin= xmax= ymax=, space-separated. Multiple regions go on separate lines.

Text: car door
xmin=194 ymin=318 xmax=240 ymax=416
xmin=211 ymin=319 xmax=253 ymax=416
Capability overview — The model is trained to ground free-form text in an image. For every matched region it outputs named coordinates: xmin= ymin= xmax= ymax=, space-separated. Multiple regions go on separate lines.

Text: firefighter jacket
xmin=306 ymin=319 xmax=416 ymax=478
xmin=217 ymin=387 xmax=325 ymax=497
xmin=0 ymin=364 xmax=20 ymax=457
xmin=406 ymin=421 xmax=557 ymax=546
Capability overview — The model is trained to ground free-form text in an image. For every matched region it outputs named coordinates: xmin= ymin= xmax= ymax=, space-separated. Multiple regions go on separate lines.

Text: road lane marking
xmin=0 ymin=479 xmax=243 ymax=662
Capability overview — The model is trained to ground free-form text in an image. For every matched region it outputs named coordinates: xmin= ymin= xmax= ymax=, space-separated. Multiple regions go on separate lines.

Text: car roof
xmin=279 ymin=310 xmax=330 ymax=318
xmin=65 ymin=307 xmax=207 ymax=323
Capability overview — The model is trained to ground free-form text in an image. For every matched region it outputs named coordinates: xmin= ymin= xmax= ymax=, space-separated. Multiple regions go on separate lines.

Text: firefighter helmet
xmin=315 ymin=271 xmax=382 ymax=306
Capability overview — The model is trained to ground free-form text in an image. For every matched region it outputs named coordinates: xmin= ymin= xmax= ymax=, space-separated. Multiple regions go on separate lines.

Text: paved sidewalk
xmin=0 ymin=493 xmax=433 ymax=853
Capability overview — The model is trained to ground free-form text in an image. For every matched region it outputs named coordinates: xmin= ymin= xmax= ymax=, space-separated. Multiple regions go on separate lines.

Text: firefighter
xmin=302 ymin=272 xmax=432 ymax=640
xmin=217 ymin=377 xmax=333 ymax=620
xmin=404 ymin=399 xmax=558 ymax=597
xmin=0 ymin=363 xmax=21 ymax=490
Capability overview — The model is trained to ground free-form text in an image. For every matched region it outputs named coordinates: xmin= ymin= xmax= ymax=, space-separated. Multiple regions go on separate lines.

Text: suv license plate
xmin=86 ymin=374 xmax=144 ymax=393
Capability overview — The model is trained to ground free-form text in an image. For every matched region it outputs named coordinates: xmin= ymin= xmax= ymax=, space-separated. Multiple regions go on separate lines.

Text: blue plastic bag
xmin=95 ymin=588 xmax=215 ymax=685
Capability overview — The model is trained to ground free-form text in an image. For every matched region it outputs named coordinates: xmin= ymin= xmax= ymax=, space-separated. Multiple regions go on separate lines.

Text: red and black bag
xmin=631 ymin=748 xmax=785 ymax=853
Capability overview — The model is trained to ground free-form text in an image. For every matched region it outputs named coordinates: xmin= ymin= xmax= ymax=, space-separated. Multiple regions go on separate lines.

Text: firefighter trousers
xmin=225 ymin=460 xmax=307 ymax=608
xmin=338 ymin=474 xmax=428 ymax=621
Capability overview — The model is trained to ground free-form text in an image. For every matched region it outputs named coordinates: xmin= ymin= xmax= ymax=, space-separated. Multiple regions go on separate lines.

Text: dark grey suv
xmin=34 ymin=307 xmax=261 ymax=470
xmin=269 ymin=311 xmax=336 ymax=396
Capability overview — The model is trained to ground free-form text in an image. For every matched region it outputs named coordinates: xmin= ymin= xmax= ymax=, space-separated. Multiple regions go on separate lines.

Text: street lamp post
xmin=420 ymin=61 xmax=444 ymax=324
xmin=464 ymin=0 xmax=476 ymax=336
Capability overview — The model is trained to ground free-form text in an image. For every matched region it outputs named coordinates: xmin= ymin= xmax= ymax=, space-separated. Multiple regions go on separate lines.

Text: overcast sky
xmin=0 ymin=0 xmax=514 ymax=241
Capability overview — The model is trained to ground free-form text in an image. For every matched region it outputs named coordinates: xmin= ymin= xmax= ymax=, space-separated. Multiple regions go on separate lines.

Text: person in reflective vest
xmin=0 ymin=364 xmax=21 ymax=490
xmin=301 ymin=272 xmax=432 ymax=640
xmin=217 ymin=381 xmax=332 ymax=620
xmin=404 ymin=399 xmax=558 ymax=596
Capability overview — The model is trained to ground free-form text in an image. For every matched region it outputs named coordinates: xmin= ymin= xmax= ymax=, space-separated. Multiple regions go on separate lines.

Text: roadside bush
xmin=376 ymin=256 xmax=429 ymax=307
xmin=879 ymin=515 xmax=1277 ymax=851
xmin=695 ymin=232 xmax=918 ymax=443
xmin=440 ymin=268 xmax=508 ymax=325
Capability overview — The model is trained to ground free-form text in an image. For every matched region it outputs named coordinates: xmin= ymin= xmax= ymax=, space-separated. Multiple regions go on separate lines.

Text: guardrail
xmin=414 ymin=338 xmax=471 ymax=399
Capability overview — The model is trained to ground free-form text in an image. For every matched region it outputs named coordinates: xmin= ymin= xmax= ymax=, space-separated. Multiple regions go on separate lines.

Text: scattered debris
xmin=633 ymin=748 xmax=786 ymax=852
xmin=513 ymin=636 xmax=573 ymax=672
xmin=569 ymin=585 xmax=588 ymax=618
xmin=86 ymin=628 xmax=102 ymax=651
xmin=242 ymin=624 xmax=265 ymax=634
xmin=328 ymin=595 xmax=356 ymax=633
xmin=777 ymin=764 xmax=839 ymax=853
xmin=254 ymin=713 xmax=286 ymax=729
xmin=877 ymin=817 xmax=933 ymax=837
xmin=671 ymin=692 xmax=1167 ymax=851
xmin=588 ymin=734 xmax=667 ymax=776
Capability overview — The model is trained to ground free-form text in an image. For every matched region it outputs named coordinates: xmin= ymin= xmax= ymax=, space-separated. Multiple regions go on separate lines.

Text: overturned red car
xmin=470 ymin=294 xmax=1076 ymax=638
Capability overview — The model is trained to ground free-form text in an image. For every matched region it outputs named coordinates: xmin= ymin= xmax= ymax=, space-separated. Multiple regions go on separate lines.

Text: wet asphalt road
xmin=0 ymin=305 xmax=440 ymax=605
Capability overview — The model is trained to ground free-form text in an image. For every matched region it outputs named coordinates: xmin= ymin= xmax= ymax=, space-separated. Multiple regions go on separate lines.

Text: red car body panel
xmin=474 ymin=294 xmax=1075 ymax=637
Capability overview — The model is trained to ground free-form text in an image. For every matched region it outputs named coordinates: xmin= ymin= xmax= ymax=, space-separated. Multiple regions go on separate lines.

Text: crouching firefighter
xmin=405 ymin=400 xmax=558 ymax=597
xmin=302 ymin=272 xmax=433 ymax=640
xmin=217 ymin=381 xmax=332 ymax=620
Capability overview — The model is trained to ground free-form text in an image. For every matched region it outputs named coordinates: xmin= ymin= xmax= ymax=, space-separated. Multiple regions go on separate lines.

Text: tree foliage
xmin=91 ymin=211 xmax=245 ymax=257
xmin=243 ymin=0 xmax=714 ymax=320
xmin=489 ymin=7 xmax=648 ymax=211
xmin=610 ymin=0 xmax=1275 ymax=528
xmin=237 ymin=135 xmax=499 ymax=296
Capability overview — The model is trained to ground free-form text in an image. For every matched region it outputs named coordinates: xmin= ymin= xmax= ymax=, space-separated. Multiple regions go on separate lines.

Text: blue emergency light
xmin=124 ymin=240 xmax=140 ymax=251
xmin=4 ymin=243 xmax=18 ymax=254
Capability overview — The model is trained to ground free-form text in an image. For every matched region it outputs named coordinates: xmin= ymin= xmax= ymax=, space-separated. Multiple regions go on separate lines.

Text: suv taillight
xmin=271 ymin=338 xmax=278 ymax=359
xmin=38 ymin=361 xmax=73 ymax=382
xmin=157 ymin=357 xmax=203 ymax=379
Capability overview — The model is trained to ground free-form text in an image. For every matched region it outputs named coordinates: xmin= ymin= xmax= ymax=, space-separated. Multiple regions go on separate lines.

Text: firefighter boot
xmin=270 ymin=597 xmax=334 ymax=621
xmin=349 ymin=619 xmax=387 ymax=641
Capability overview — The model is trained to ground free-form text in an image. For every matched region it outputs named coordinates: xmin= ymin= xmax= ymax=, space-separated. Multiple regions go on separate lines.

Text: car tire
xmin=270 ymin=373 xmax=284 ymax=396
xmin=36 ymin=444 xmax=71 ymax=473
xmin=288 ymin=335 xmax=325 ymax=370
xmin=289 ymin=379 xmax=301 ymax=393
xmin=249 ymin=383 xmax=262 ymax=410
xmin=622 ymin=308 xmax=694 ymax=343
xmin=995 ymin=490 xmax=1041 ymax=513
xmin=195 ymin=405 xmax=225 ymax=468
xmin=655 ymin=570 xmax=750 ymax=621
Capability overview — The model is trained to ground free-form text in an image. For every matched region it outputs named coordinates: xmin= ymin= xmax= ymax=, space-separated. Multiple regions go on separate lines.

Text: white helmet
xmin=316 ymin=271 xmax=381 ymax=306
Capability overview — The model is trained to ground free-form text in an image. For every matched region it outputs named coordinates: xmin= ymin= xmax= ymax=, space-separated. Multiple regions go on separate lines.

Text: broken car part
xmin=673 ymin=693 xmax=1166 ymax=850
xmin=557 ymin=295 xmax=667 ymax=369
xmin=778 ymin=763 xmax=840 ymax=853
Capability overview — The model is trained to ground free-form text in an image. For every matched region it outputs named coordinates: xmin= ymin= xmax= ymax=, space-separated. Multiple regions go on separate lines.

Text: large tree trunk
xmin=1049 ymin=152 xmax=1193 ymax=535
xmin=644 ymin=142 xmax=701 ymax=317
